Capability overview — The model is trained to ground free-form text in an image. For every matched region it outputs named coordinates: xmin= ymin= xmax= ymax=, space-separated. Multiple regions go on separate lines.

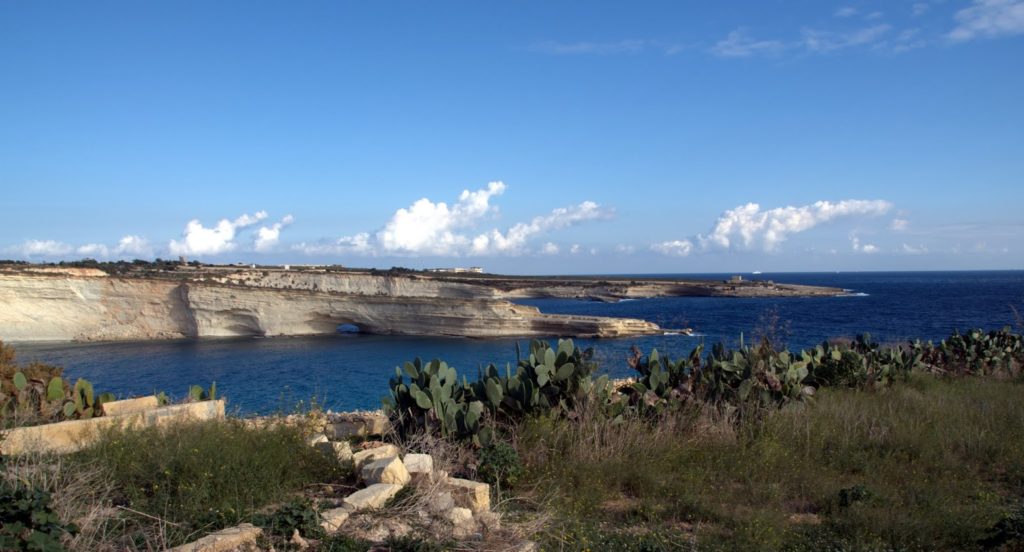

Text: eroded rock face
xmin=0 ymin=270 xmax=661 ymax=341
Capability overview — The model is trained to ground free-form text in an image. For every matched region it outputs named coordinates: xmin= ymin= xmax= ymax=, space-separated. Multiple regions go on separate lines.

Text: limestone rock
xmin=319 ymin=506 xmax=353 ymax=533
xmin=166 ymin=523 xmax=262 ymax=552
xmin=360 ymin=456 xmax=411 ymax=486
xmin=477 ymin=510 xmax=501 ymax=532
xmin=343 ymin=483 xmax=403 ymax=511
xmin=447 ymin=478 xmax=491 ymax=513
xmin=426 ymin=491 xmax=455 ymax=515
xmin=403 ymin=453 xmax=433 ymax=481
xmin=446 ymin=507 xmax=477 ymax=539
xmin=290 ymin=529 xmax=309 ymax=549
xmin=352 ymin=444 xmax=401 ymax=470
xmin=326 ymin=413 xmax=390 ymax=439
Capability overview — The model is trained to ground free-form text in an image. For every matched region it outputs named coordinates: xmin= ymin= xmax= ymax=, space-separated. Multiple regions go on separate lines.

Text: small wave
xmin=842 ymin=292 xmax=870 ymax=297
xmin=618 ymin=298 xmax=638 ymax=303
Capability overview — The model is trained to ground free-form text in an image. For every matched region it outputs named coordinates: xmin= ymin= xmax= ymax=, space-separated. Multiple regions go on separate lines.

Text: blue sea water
xmin=11 ymin=271 xmax=1024 ymax=415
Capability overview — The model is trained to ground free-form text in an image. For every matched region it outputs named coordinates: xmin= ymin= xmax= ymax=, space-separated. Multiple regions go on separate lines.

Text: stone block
xmin=426 ymin=491 xmax=455 ymax=515
xmin=326 ymin=413 xmax=390 ymax=439
xmin=403 ymin=453 xmax=433 ymax=481
xmin=447 ymin=507 xmax=477 ymax=538
xmin=101 ymin=395 xmax=158 ymax=416
xmin=166 ymin=522 xmax=262 ymax=552
xmin=319 ymin=506 xmax=352 ymax=533
xmin=352 ymin=443 xmax=401 ymax=470
xmin=360 ymin=456 xmax=410 ymax=486
xmin=447 ymin=478 xmax=490 ymax=513
xmin=343 ymin=483 xmax=403 ymax=511
xmin=0 ymin=399 xmax=226 ymax=456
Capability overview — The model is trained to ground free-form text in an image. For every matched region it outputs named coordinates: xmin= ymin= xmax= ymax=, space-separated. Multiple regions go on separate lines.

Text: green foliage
xmin=187 ymin=382 xmax=217 ymax=402
xmin=0 ymin=483 xmax=78 ymax=552
xmin=1 ymin=347 xmax=114 ymax=427
xmin=253 ymin=499 xmax=323 ymax=539
xmin=384 ymin=339 xmax=597 ymax=444
xmin=477 ymin=442 xmax=523 ymax=489
xmin=914 ymin=326 xmax=1024 ymax=378
xmin=73 ymin=418 xmax=346 ymax=548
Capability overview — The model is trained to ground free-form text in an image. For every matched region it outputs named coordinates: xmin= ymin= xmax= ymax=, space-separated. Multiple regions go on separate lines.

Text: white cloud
xmin=651 ymin=240 xmax=694 ymax=257
xmin=115 ymin=235 xmax=152 ymax=257
xmin=901 ymin=243 xmax=929 ymax=254
xmin=76 ymin=243 xmax=109 ymax=257
xmin=529 ymin=39 xmax=646 ymax=55
xmin=570 ymin=244 xmax=581 ymax=255
xmin=835 ymin=6 xmax=858 ymax=17
xmin=865 ymin=11 xmax=884 ymax=20
xmin=470 ymin=201 xmax=606 ymax=255
xmin=851 ymin=236 xmax=880 ymax=254
xmin=299 ymin=183 xmax=605 ymax=258
xmin=802 ymin=24 xmax=893 ymax=52
xmin=711 ymin=29 xmax=786 ymax=57
xmin=615 ymin=244 xmax=636 ymax=254
xmin=254 ymin=215 xmax=294 ymax=252
xmin=652 ymin=199 xmax=892 ymax=257
xmin=376 ymin=182 xmax=505 ymax=255
xmin=168 ymin=211 xmax=268 ymax=256
xmin=8 ymin=240 xmax=74 ymax=257
xmin=950 ymin=0 xmax=1024 ymax=41
xmin=890 ymin=218 xmax=909 ymax=231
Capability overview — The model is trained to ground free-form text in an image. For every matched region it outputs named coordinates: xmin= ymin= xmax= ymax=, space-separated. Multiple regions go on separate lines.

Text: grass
xmin=516 ymin=374 xmax=1024 ymax=551
xmin=69 ymin=418 xmax=349 ymax=549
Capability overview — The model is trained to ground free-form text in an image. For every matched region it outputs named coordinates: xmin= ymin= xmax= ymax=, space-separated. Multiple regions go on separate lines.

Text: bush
xmin=0 ymin=483 xmax=78 ymax=552
xmin=73 ymin=418 xmax=347 ymax=548
xmin=477 ymin=442 xmax=523 ymax=489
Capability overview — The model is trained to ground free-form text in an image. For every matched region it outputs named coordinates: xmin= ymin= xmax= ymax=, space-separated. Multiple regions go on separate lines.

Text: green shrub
xmin=477 ymin=442 xmax=523 ymax=489
xmin=73 ymin=418 xmax=346 ymax=547
xmin=0 ymin=483 xmax=78 ymax=552
xmin=253 ymin=499 xmax=323 ymax=539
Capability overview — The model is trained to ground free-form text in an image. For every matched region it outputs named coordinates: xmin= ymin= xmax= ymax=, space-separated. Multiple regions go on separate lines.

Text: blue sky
xmin=1 ymin=0 xmax=1021 ymax=274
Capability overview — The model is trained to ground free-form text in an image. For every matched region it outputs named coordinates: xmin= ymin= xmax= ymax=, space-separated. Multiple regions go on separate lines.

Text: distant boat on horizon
xmin=752 ymin=270 xmax=762 ymax=275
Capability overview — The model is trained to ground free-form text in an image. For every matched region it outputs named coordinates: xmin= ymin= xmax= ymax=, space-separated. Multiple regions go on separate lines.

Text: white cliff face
xmin=0 ymin=269 xmax=660 ymax=342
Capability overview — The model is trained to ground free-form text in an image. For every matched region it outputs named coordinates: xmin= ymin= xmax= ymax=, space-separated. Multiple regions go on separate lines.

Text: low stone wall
xmin=0 ymin=399 xmax=225 ymax=455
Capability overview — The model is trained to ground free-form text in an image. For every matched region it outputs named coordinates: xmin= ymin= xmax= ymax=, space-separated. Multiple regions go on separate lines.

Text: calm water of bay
xmin=11 ymin=271 xmax=1024 ymax=414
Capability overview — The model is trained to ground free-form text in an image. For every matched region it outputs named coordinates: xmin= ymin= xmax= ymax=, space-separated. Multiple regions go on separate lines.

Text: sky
xmin=1 ymin=0 xmax=1022 ymax=274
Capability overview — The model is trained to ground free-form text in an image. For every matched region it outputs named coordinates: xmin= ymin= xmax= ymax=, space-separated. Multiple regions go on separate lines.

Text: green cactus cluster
xmin=1 ymin=371 xmax=116 ymax=426
xmin=912 ymin=327 xmax=1023 ymax=378
xmin=384 ymin=339 xmax=598 ymax=445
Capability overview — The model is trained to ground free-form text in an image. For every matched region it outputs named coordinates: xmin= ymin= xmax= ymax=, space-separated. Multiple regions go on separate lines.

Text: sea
xmin=11 ymin=271 xmax=1024 ymax=415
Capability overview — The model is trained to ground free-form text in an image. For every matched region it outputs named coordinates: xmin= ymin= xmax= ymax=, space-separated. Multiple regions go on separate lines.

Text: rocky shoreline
xmin=0 ymin=265 xmax=843 ymax=343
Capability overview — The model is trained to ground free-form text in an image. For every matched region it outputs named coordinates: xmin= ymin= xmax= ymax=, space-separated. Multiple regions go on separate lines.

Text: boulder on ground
xmin=352 ymin=443 xmax=401 ymax=470
xmin=316 ymin=440 xmax=354 ymax=464
xmin=166 ymin=523 xmax=262 ymax=552
xmin=447 ymin=478 xmax=491 ymax=513
xmin=343 ymin=483 xmax=403 ymax=511
xmin=305 ymin=433 xmax=328 ymax=447
xmin=319 ymin=505 xmax=353 ymax=533
xmin=403 ymin=453 xmax=433 ymax=481
xmin=360 ymin=455 xmax=411 ymax=486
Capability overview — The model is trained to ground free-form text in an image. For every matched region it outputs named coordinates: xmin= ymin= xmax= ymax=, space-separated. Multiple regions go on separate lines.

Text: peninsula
xmin=0 ymin=262 xmax=843 ymax=342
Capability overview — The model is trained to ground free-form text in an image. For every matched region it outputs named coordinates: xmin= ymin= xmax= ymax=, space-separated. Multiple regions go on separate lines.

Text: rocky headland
xmin=0 ymin=265 xmax=843 ymax=342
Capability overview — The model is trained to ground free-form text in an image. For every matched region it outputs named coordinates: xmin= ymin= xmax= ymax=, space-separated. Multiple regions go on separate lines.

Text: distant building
xmin=728 ymin=275 xmax=743 ymax=283
xmin=427 ymin=267 xmax=484 ymax=274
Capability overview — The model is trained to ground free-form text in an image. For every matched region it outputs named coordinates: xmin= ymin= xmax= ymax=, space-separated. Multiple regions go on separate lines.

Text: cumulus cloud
xmin=851 ymin=235 xmax=880 ymax=254
xmin=890 ymin=218 xmax=909 ymax=231
xmin=949 ymin=0 xmax=1024 ymax=41
xmin=375 ymin=182 xmax=506 ymax=255
xmin=74 ymin=235 xmax=154 ymax=259
xmin=254 ymin=215 xmax=294 ymax=252
xmin=8 ymin=240 xmax=74 ymax=257
xmin=299 ymin=183 xmax=606 ymax=258
xmin=711 ymin=28 xmax=786 ymax=57
xmin=615 ymin=244 xmax=636 ymax=254
xmin=652 ymin=199 xmax=892 ymax=256
xmin=168 ymin=211 xmax=268 ymax=256
xmin=901 ymin=243 xmax=929 ymax=254
xmin=470 ymin=201 xmax=606 ymax=255
xmin=651 ymin=240 xmax=695 ymax=257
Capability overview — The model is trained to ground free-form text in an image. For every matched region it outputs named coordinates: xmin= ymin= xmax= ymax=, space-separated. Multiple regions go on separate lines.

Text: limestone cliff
xmin=0 ymin=268 xmax=660 ymax=342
